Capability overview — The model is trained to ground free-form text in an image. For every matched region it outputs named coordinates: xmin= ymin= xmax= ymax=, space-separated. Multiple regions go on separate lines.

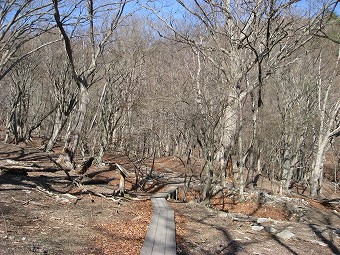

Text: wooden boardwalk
xmin=141 ymin=187 xmax=178 ymax=255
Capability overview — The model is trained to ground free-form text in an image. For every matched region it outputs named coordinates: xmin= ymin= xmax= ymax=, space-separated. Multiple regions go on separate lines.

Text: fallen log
xmin=48 ymin=155 xmax=72 ymax=180
xmin=0 ymin=159 xmax=69 ymax=173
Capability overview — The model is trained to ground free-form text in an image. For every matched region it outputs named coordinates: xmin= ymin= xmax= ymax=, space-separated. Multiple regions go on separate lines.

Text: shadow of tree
xmin=175 ymin=208 xmax=252 ymax=255
xmin=174 ymin=199 xmax=311 ymax=255
xmin=0 ymin=173 xmax=74 ymax=193
xmin=309 ymin=223 xmax=339 ymax=254
xmin=265 ymin=231 xmax=299 ymax=255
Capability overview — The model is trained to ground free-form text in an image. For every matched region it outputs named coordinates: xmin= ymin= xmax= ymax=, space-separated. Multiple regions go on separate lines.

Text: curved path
xmin=141 ymin=186 xmax=179 ymax=255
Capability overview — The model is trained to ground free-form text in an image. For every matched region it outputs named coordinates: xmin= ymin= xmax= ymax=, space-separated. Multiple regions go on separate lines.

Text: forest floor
xmin=0 ymin=140 xmax=339 ymax=255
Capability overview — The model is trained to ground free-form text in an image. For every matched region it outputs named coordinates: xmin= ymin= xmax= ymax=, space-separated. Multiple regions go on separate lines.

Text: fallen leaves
xmin=93 ymin=200 xmax=152 ymax=255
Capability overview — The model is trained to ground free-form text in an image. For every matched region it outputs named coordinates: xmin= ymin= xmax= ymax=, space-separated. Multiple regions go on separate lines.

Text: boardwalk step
xmin=141 ymin=196 xmax=176 ymax=255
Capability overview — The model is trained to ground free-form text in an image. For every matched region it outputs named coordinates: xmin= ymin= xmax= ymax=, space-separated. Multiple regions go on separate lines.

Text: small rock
xmin=188 ymin=200 xmax=198 ymax=204
xmin=265 ymin=226 xmax=277 ymax=234
xmin=276 ymin=229 xmax=295 ymax=240
xmin=50 ymin=216 xmax=61 ymax=220
xmin=218 ymin=212 xmax=229 ymax=218
xmin=251 ymin=225 xmax=264 ymax=231
xmin=63 ymin=194 xmax=78 ymax=200
xmin=164 ymin=168 xmax=173 ymax=173
xmin=57 ymin=194 xmax=79 ymax=204
xmin=257 ymin=218 xmax=271 ymax=224
xmin=21 ymin=237 xmax=26 ymax=241
xmin=310 ymin=240 xmax=327 ymax=247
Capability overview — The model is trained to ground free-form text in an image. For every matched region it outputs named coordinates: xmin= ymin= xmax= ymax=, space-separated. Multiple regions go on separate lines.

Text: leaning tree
xmin=51 ymin=0 xmax=131 ymax=162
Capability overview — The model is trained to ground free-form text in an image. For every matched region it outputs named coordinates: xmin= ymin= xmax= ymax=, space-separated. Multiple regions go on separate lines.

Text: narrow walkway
xmin=141 ymin=186 xmax=178 ymax=255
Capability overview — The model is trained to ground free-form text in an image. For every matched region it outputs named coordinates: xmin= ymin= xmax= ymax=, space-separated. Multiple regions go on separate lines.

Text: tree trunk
xmin=97 ymin=137 xmax=108 ymax=165
xmin=219 ymin=146 xmax=228 ymax=187
xmin=202 ymin=158 xmax=213 ymax=203
xmin=311 ymin=137 xmax=328 ymax=197
xmin=220 ymin=92 xmax=239 ymax=187
xmin=68 ymin=84 xmax=89 ymax=161
xmin=279 ymin=133 xmax=292 ymax=195
xmin=46 ymin=108 xmax=67 ymax=151
xmin=238 ymin=98 xmax=244 ymax=201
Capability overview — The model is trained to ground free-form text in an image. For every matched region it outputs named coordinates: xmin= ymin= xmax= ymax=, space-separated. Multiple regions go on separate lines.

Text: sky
xmin=134 ymin=0 xmax=340 ymax=16
xmin=294 ymin=0 xmax=340 ymax=15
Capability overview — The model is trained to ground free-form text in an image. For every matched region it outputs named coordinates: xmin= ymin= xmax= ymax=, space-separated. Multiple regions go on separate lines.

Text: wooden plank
xmin=152 ymin=212 xmax=167 ymax=254
xmin=152 ymin=185 xmax=179 ymax=200
xmin=141 ymin=191 xmax=177 ymax=255
xmin=153 ymin=198 xmax=171 ymax=213
xmin=141 ymin=212 xmax=160 ymax=255
xmin=165 ymin=210 xmax=176 ymax=255
xmin=151 ymin=198 xmax=160 ymax=209
xmin=152 ymin=192 xmax=169 ymax=199
xmin=157 ymin=198 xmax=167 ymax=209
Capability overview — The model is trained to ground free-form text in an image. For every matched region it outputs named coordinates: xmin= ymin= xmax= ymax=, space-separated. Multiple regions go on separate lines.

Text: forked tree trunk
xmin=220 ymin=93 xmax=239 ymax=187
xmin=68 ymin=84 xmax=89 ymax=161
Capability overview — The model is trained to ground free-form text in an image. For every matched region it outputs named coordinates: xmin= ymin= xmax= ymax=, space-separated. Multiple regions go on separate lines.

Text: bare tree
xmin=0 ymin=0 xmax=55 ymax=81
xmin=142 ymin=0 xmax=337 ymax=201
xmin=4 ymin=52 xmax=57 ymax=144
xmin=52 ymin=0 xmax=129 ymax=161
xmin=44 ymin=42 xmax=78 ymax=151
xmin=311 ymin=46 xmax=340 ymax=197
xmin=273 ymin=57 xmax=317 ymax=194
xmin=256 ymin=34 xmax=339 ymax=197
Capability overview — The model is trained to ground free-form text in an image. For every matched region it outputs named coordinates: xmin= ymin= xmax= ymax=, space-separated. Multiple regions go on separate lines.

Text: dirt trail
xmin=0 ymin=141 xmax=339 ymax=255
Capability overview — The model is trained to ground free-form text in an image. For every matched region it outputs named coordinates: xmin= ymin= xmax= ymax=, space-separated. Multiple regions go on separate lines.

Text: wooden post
xmin=119 ymin=174 xmax=125 ymax=196
xmin=116 ymin=163 xmax=129 ymax=197
xmin=169 ymin=187 xmax=179 ymax=200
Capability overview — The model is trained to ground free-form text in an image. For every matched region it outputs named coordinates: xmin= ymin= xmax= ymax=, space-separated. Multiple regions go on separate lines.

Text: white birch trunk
xmin=311 ymin=49 xmax=340 ymax=197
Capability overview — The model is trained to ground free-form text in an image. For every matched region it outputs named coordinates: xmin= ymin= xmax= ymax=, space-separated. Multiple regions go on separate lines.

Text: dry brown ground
xmin=0 ymin=172 xmax=152 ymax=255
xmin=0 ymin=141 xmax=152 ymax=255
xmin=173 ymin=200 xmax=340 ymax=255
xmin=0 ymin=140 xmax=339 ymax=255
xmin=0 ymin=185 xmax=151 ymax=255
